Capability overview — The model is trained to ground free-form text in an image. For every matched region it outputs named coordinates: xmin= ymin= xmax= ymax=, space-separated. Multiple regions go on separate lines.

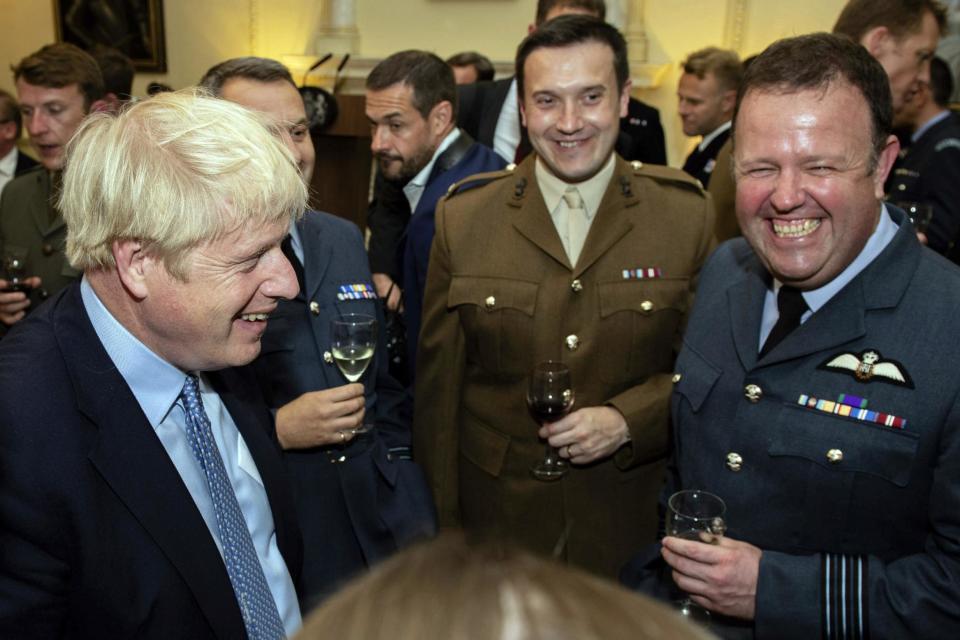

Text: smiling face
xmin=869 ymin=11 xmax=941 ymax=112
xmin=137 ymin=218 xmax=298 ymax=371
xmin=677 ymin=71 xmax=734 ymax=137
xmin=366 ymin=82 xmax=449 ymax=183
xmin=733 ymin=82 xmax=898 ymax=290
xmin=220 ymin=77 xmax=316 ymax=184
xmin=520 ymin=40 xmax=629 ymax=183
xmin=16 ymin=79 xmax=89 ymax=170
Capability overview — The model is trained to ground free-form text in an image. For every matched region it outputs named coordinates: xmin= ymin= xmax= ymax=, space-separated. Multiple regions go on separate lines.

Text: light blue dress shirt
xmin=759 ymin=204 xmax=899 ymax=349
xmin=80 ymin=277 xmax=302 ymax=636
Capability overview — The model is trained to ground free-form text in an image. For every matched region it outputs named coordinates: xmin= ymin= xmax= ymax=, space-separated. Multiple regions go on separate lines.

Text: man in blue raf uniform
xmin=623 ymin=33 xmax=960 ymax=638
xmin=201 ymin=57 xmax=436 ymax=607
xmin=886 ymin=56 xmax=960 ymax=262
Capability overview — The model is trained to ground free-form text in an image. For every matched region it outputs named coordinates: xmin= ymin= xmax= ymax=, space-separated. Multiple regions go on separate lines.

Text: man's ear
xmin=430 ymin=99 xmax=453 ymax=133
xmin=861 ymin=26 xmax=892 ymax=59
xmin=88 ymin=98 xmax=110 ymax=114
xmin=721 ymin=88 xmax=737 ymax=118
xmin=619 ymin=79 xmax=633 ymax=118
xmin=873 ymin=134 xmax=901 ymax=199
xmin=112 ymin=239 xmax=150 ymax=300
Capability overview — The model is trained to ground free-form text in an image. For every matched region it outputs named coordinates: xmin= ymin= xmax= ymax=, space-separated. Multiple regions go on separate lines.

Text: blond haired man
xmin=0 ymin=91 xmax=306 ymax=639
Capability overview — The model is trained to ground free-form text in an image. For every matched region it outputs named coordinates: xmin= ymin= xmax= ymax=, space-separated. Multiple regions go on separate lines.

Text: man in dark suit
xmin=886 ymin=56 xmax=960 ymax=261
xmin=0 ymin=91 xmax=306 ymax=638
xmin=202 ymin=57 xmax=437 ymax=606
xmin=0 ymin=44 xmax=106 ymax=331
xmin=624 ymin=33 xmax=960 ymax=639
xmin=365 ymin=50 xmax=505 ymax=371
xmin=456 ymin=0 xmax=667 ymax=166
xmin=677 ymin=46 xmax=741 ymax=188
xmin=416 ymin=15 xmax=714 ymax=579
xmin=0 ymin=89 xmax=38 ymax=195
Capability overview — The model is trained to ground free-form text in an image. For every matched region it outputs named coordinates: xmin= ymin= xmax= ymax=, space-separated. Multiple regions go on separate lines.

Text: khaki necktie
xmin=562 ymin=186 xmax=588 ymax=266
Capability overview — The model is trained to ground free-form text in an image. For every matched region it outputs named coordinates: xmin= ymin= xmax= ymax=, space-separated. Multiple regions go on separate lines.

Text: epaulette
xmin=628 ymin=160 xmax=707 ymax=196
xmin=444 ymin=163 xmax=518 ymax=200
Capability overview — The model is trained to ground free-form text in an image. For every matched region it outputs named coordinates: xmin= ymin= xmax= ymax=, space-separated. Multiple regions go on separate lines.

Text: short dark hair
xmin=516 ymin=14 xmax=629 ymax=100
xmin=90 ymin=45 xmax=134 ymax=99
xmin=833 ymin=0 xmax=947 ymax=42
xmin=199 ymin=56 xmax=297 ymax=96
xmin=928 ymin=56 xmax=953 ymax=107
xmin=11 ymin=43 xmax=104 ymax=109
xmin=366 ymin=50 xmax=457 ymax=120
xmin=734 ymin=33 xmax=893 ymax=170
xmin=446 ymin=51 xmax=495 ymax=82
xmin=681 ymin=47 xmax=743 ymax=93
xmin=0 ymin=89 xmax=22 ymax=139
xmin=535 ymin=0 xmax=606 ymax=25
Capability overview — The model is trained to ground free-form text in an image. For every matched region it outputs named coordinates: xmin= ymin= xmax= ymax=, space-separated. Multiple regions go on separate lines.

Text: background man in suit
xmin=833 ymin=0 xmax=946 ymax=114
xmin=677 ymin=47 xmax=741 ymax=188
xmin=456 ymin=0 xmax=667 ymax=166
xmin=365 ymin=50 xmax=504 ymax=371
xmin=90 ymin=44 xmax=136 ymax=112
xmin=202 ymin=56 xmax=436 ymax=606
xmin=415 ymin=15 xmax=714 ymax=578
xmin=625 ymin=33 xmax=960 ymax=638
xmin=0 ymin=89 xmax=38 ymax=195
xmin=0 ymin=91 xmax=305 ymax=638
xmin=886 ymin=56 xmax=960 ymax=260
xmin=0 ymin=43 xmax=105 ymax=329
xmin=446 ymin=51 xmax=495 ymax=85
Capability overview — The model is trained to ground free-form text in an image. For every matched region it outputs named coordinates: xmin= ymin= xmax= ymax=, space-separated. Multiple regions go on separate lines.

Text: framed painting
xmin=53 ymin=0 xmax=167 ymax=73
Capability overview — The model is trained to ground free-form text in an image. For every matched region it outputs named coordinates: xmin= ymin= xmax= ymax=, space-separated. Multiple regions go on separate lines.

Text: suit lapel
xmin=509 ymin=159 xmax=570 ymax=269
xmin=727 ymin=262 xmax=768 ymax=371
xmin=573 ymin=158 xmax=637 ymax=277
xmin=299 ymin=214 xmax=333 ymax=302
xmin=59 ymin=287 xmax=246 ymax=638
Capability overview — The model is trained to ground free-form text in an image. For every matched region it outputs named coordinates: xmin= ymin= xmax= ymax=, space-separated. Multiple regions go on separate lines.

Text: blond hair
xmin=59 ymin=89 xmax=307 ymax=278
xmin=298 ymin=533 xmax=713 ymax=640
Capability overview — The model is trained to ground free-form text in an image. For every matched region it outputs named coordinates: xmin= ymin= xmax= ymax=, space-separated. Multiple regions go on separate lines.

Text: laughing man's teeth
xmin=241 ymin=313 xmax=269 ymax=321
xmin=773 ymin=218 xmax=820 ymax=238
xmin=559 ymin=141 xmax=578 ymax=148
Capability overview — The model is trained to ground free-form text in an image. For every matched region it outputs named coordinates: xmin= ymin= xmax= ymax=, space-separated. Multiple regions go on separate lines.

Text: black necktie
xmin=281 ymin=235 xmax=305 ymax=298
xmin=759 ymin=286 xmax=808 ymax=358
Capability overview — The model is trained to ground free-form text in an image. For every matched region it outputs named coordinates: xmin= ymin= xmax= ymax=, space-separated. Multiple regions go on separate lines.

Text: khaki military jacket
xmin=414 ymin=154 xmax=715 ymax=576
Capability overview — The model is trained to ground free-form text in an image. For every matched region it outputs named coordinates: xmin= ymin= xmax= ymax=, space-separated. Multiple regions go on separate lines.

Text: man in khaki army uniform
xmin=0 ymin=44 xmax=105 ymax=330
xmin=414 ymin=15 xmax=715 ymax=578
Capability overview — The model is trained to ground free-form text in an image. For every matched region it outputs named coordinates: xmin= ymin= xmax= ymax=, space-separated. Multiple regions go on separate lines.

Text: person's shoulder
xmin=629 ymin=160 xmax=708 ymax=197
xmin=1 ymin=165 xmax=45 ymax=202
xmin=931 ymin=114 xmax=960 ymax=154
xmin=302 ymin=209 xmax=362 ymax=238
xmin=626 ymin=97 xmax=661 ymax=119
xmin=441 ymin=162 xmax=521 ymax=204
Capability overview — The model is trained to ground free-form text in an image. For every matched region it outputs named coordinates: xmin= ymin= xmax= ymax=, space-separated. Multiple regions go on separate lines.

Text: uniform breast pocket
xmin=597 ymin=279 xmax=689 ymax=384
xmin=448 ymin=275 xmax=538 ymax=378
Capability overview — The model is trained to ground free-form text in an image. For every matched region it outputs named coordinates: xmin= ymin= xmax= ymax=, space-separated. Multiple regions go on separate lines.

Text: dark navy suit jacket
xmin=403 ymin=138 xmax=505 ymax=371
xmin=0 ymin=283 xmax=302 ymax=639
xmin=250 ymin=210 xmax=436 ymax=607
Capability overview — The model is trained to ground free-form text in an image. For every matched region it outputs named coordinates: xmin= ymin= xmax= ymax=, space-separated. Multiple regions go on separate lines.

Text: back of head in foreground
xmin=297 ymin=533 xmax=714 ymax=640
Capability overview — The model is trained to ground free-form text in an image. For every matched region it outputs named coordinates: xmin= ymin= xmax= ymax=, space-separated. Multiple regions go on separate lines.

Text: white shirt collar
xmin=535 ymin=154 xmax=616 ymax=220
xmin=0 ymin=147 xmax=17 ymax=178
xmin=698 ymin=120 xmax=732 ymax=152
xmin=912 ymin=109 xmax=951 ymax=143
xmin=403 ymin=128 xmax=461 ymax=212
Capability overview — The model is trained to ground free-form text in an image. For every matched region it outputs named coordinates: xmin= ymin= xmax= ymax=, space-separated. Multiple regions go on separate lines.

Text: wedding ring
xmin=339 ymin=431 xmax=346 ymax=443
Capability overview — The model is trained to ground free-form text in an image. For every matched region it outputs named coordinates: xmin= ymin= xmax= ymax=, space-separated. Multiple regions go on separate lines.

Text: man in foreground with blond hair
xmin=0 ymin=91 xmax=306 ymax=639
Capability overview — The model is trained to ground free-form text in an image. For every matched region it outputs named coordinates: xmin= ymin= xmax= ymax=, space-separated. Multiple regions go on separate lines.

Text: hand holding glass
xmin=330 ymin=313 xmax=376 ymax=434
xmin=527 ymin=361 xmax=574 ymax=481
xmin=666 ymin=489 xmax=727 ymax=624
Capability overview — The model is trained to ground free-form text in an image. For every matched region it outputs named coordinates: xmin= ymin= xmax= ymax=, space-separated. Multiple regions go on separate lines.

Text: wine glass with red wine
xmin=527 ymin=361 xmax=574 ymax=481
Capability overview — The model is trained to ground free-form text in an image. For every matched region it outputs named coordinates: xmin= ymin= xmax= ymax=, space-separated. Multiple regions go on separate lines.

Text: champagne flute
xmin=330 ymin=313 xmax=377 ymax=434
xmin=666 ymin=489 xmax=727 ymax=624
xmin=527 ymin=361 xmax=574 ymax=481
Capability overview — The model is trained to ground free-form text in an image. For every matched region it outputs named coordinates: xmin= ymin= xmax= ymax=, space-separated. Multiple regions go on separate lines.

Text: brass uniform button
xmin=672 ymin=373 xmax=682 ymax=384
xmin=897 ymin=184 xmax=906 ymax=191
xmin=726 ymin=452 xmax=743 ymax=472
xmin=42 ymin=243 xmax=55 ymax=256
xmin=485 ymin=295 xmax=496 ymax=309
xmin=309 ymin=301 xmax=320 ymax=316
xmin=826 ymin=449 xmax=843 ymax=464
xmin=631 ymin=160 xmax=643 ymax=170
xmin=744 ymin=384 xmax=762 ymax=403
xmin=323 ymin=351 xmax=333 ymax=364
xmin=565 ymin=334 xmax=580 ymax=351
xmin=506 ymin=163 xmax=517 ymax=171
xmin=38 ymin=288 xmax=49 ymax=300
xmin=570 ymin=279 xmax=583 ymax=293
xmin=640 ymin=300 xmax=654 ymax=314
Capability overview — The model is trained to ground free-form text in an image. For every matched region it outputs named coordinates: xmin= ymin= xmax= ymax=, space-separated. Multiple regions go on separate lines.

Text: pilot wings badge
xmin=818 ymin=349 xmax=914 ymax=388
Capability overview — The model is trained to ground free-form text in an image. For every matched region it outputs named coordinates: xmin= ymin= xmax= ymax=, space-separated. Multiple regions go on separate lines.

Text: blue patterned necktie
xmin=180 ymin=374 xmax=286 ymax=640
